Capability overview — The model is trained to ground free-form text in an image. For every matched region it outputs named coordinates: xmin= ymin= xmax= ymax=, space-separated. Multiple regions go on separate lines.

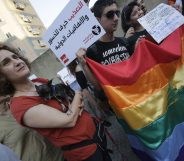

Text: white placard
xmin=57 ymin=67 xmax=76 ymax=85
xmin=43 ymin=0 xmax=105 ymax=66
xmin=138 ymin=3 xmax=184 ymax=43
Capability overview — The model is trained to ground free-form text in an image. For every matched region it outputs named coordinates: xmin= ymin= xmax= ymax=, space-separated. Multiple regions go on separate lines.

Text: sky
xmin=29 ymin=0 xmax=97 ymax=28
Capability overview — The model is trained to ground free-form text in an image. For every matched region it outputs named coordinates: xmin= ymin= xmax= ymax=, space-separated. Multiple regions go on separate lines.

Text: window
xmin=20 ymin=14 xmax=32 ymax=23
xmin=17 ymin=47 xmax=25 ymax=55
xmin=6 ymin=32 xmax=12 ymax=38
xmin=18 ymin=47 xmax=22 ymax=51
xmin=26 ymin=26 xmax=32 ymax=32
xmin=38 ymin=40 xmax=46 ymax=47
xmin=32 ymin=28 xmax=40 ymax=35
xmin=13 ymin=1 xmax=25 ymax=10
xmin=26 ymin=26 xmax=40 ymax=35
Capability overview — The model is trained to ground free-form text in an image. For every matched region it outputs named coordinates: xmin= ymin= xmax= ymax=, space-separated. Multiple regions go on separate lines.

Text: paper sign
xmin=43 ymin=0 xmax=106 ymax=66
xmin=138 ymin=3 xmax=184 ymax=43
xmin=57 ymin=67 xmax=76 ymax=85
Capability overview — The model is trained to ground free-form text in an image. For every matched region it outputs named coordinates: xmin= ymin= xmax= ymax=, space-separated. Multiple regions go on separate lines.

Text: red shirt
xmin=10 ymin=78 xmax=97 ymax=161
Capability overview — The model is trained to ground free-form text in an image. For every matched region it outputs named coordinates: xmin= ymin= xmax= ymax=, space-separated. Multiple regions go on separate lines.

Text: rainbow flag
xmin=86 ymin=25 xmax=184 ymax=161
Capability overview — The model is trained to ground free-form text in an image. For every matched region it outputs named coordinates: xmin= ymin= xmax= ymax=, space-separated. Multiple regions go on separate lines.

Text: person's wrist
xmin=75 ymin=91 xmax=81 ymax=96
xmin=78 ymin=59 xmax=86 ymax=67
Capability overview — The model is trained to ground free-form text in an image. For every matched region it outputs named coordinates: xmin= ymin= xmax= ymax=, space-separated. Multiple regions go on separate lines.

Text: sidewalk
xmin=84 ymin=98 xmax=141 ymax=161
xmin=105 ymin=115 xmax=141 ymax=161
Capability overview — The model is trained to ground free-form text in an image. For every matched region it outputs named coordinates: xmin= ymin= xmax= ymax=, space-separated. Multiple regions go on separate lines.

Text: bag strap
xmin=62 ymin=139 xmax=95 ymax=151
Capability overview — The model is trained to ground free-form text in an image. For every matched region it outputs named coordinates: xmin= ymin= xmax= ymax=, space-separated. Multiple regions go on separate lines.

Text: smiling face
xmin=98 ymin=3 xmax=119 ymax=33
xmin=129 ymin=5 xmax=144 ymax=25
xmin=0 ymin=49 xmax=30 ymax=83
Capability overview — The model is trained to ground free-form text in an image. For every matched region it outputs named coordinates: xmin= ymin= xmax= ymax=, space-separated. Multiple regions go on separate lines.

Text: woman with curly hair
xmin=0 ymin=44 xmax=112 ymax=161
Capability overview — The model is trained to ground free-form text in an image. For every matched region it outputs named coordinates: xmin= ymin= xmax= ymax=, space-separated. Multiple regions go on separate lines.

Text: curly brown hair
xmin=0 ymin=96 xmax=10 ymax=114
xmin=0 ymin=44 xmax=31 ymax=96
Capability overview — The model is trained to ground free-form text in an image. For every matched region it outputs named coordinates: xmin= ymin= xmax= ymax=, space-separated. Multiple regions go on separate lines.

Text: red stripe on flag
xmin=87 ymin=26 xmax=184 ymax=86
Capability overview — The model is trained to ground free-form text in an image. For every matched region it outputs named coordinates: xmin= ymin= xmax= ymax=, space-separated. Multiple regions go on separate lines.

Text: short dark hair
xmin=92 ymin=0 xmax=118 ymax=18
xmin=0 ymin=44 xmax=30 ymax=96
xmin=121 ymin=1 xmax=138 ymax=32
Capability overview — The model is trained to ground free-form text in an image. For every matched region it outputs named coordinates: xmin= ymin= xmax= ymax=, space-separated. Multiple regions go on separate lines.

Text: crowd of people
xmin=0 ymin=0 xmax=183 ymax=161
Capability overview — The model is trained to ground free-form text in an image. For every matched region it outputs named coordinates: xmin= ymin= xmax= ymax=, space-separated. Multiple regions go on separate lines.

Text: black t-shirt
xmin=86 ymin=37 xmax=133 ymax=65
xmin=75 ymin=71 xmax=88 ymax=89
xmin=127 ymin=30 xmax=148 ymax=50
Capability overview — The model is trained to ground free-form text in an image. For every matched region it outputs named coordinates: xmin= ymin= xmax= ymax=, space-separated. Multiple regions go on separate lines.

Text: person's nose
xmin=139 ymin=9 xmax=144 ymax=16
xmin=13 ymin=59 xmax=21 ymax=67
xmin=113 ymin=13 xmax=119 ymax=21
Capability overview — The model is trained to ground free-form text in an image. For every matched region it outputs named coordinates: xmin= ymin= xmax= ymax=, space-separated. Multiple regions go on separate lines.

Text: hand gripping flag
xmin=86 ymin=25 xmax=184 ymax=161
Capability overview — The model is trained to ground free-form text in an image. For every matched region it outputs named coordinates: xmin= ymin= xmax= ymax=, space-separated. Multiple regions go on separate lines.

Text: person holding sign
xmin=121 ymin=1 xmax=148 ymax=51
xmin=87 ymin=0 xmax=133 ymax=65
xmin=78 ymin=0 xmax=134 ymax=98
xmin=0 ymin=44 xmax=112 ymax=161
xmin=76 ymin=1 xmax=141 ymax=160
xmin=124 ymin=0 xmax=147 ymax=38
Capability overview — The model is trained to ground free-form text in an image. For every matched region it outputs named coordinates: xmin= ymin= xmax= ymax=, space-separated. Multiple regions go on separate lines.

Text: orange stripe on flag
xmin=102 ymin=61 xmax=178 ymax=109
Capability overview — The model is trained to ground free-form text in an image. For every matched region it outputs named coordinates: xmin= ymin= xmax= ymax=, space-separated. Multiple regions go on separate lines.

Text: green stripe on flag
xmin=118 ymin=85 xmax=184 ymax=150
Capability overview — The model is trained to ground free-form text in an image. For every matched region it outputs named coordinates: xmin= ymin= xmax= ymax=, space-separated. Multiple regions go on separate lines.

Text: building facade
xmin=0 ymin=0 xmax=48 ymax=62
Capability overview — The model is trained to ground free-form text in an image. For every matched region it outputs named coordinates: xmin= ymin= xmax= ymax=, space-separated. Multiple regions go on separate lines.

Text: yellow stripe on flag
xmin=103 ymin=60 xmax=184 ymax=129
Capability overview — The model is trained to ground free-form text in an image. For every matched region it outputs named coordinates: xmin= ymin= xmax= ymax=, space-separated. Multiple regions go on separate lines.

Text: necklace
xmin=16 ymin=85 xmax=36 ymax=93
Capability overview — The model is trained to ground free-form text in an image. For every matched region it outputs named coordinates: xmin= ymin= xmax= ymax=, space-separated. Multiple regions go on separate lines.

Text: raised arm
xmin=23 ymin=92 xmax=83 ymax=128
xmin=76 ymin=48 xmax=102 ymax=91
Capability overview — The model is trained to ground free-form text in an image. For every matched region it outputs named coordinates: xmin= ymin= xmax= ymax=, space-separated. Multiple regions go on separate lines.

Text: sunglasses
xmin=105 ymin=10 xmax=120 ymax=19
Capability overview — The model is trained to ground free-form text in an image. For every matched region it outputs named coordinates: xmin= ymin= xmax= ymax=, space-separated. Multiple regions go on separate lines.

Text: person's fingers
xmin=135 ymin=37 xmax=144 ymax=49
xmin=129 ymin=27 xmax=135 ymax=32
xmin=76 ymin=48 xmax=86 ymax=56
xmin=79 ymin=108 xmax=84 ymax=116
xmin=79 ymin=101 xmax=84 ymax=107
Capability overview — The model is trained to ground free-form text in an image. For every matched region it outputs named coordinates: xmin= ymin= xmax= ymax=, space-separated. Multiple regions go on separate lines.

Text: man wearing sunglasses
xmin=77 ymin=0 xmax=133 ymax=91
xmin=76 ymin=1 xmax=140 ymax=161
xmin=87 ymin=0 xmax=133 ymax=66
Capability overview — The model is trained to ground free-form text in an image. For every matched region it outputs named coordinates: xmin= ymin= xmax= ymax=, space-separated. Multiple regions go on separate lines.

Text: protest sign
xmin=138 ymin=3 xmax=184 ymax=43
xmin=57 ymin=67 xmax=76 ymax=85
xmin=43 ymin=0 xmax=105 ymax=66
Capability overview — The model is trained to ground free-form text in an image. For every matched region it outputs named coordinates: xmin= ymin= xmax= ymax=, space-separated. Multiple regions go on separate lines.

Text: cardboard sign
xmin=138 ymin=3 xmax=184 ymax=43
xmin=43 ymin=0 xmax=105 ymax=66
